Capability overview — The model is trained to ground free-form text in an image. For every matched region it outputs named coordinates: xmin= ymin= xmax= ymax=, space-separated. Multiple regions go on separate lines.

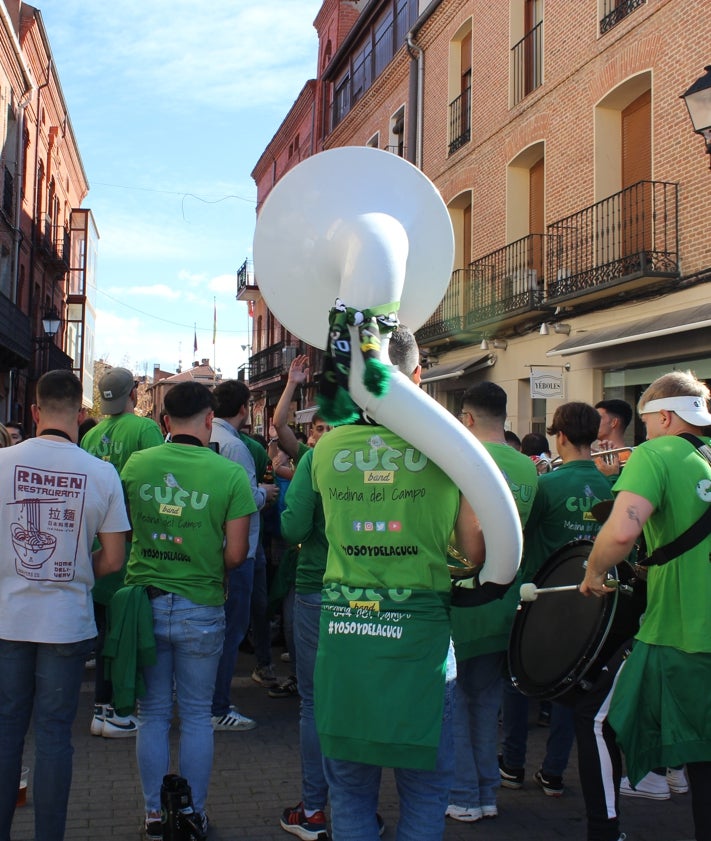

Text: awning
xmin=421 ymin=353 xmax=496 ymax=383
xmin=295 ymin=406 xmax=318 ymax=424
xmin=546 ymin=303 xmax=711 ymax=358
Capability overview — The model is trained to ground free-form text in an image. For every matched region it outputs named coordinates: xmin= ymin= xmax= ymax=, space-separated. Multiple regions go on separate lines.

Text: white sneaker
xmin=90 ymin=703 xmax=105 ymax=736
xmin=620 ymin=772 xmax=670 ymax=800
xmin=445 ymin=804 xmax=482 ymax=822
xmin=101 ymin=705 xmax=138 ymax=737
xmin=482 ymin=804 xmax=498 ymax=818
xmin=211 ymin=707 xmax=256 ymax=731
xmin=666 ymin=766 xmax=689 ymax=794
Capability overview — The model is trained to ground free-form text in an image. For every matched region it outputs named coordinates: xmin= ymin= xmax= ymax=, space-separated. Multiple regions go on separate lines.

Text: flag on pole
xmin=213 ymin=299 xmax=217 ymax=345
xmin=247 ymin=300 xmax=255 ymax=318
xmin=193 ymin=324 xmax=198 ymax=355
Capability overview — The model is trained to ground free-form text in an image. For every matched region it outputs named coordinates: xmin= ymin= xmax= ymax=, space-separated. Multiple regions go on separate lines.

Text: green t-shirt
xmin=281 ymin=448 xmax=328 ymax=594
xmin=81 ymin=413 xmax=164 ymax=604
xmin=312 ymin=424 xmax=459 ymax=593
xmin=240 ymin=432 xmax=268 ymax=482
xmin=121 ymin=443 xmax=256 ymax=606
xmin=81 ymin=413 xmax=164 ymax=472
xmin=311 ymin=423 xmax=460 ymax=769
xmin=614 ymin=436 xmax=711 ymax=653
xmin=521 ymin=459 xmax=613 ymax=582
xmin=451 ymin=442 xmax=538 ymax=660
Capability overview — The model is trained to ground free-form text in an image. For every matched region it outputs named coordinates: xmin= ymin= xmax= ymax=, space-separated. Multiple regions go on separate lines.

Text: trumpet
xmin=447 ymin=544 xmax=478 ymax=578
xmin=591 ymin=446 xmax=634 ymax=459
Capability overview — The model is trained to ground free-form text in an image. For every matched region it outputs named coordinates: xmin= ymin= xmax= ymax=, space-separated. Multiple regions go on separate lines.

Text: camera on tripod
xmin=160 ymin=774 xmax=206 ymax=841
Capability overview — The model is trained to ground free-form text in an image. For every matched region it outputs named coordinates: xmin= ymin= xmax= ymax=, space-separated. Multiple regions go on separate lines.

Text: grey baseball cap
xmin=99 ymin=367 xmax=135 ymax=414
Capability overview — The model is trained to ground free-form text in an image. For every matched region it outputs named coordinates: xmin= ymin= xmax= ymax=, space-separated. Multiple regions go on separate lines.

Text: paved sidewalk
xmin=10 ymin=653 xmax=694 ymax=841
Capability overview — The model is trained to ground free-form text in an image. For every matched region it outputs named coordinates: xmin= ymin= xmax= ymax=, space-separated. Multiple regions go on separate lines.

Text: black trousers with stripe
xmin=572 ymin=642 xmax=631 ymax=841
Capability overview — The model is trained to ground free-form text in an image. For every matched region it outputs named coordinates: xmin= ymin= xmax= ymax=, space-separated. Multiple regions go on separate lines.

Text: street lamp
xmin=681 ymin=66 xmax=711 ymax=169
xmin=41 ymin=305 xmax=62 ymax=339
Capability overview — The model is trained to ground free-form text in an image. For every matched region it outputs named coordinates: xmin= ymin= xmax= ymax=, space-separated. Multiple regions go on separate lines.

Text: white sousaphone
xmin=253 ymin=146 xmax=521 ymax=587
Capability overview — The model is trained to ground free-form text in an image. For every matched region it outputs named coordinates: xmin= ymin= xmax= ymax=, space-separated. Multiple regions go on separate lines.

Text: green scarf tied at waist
xmin=314 ymin=583 xmax=451 ymax=770
xmin=103 ymin=585 xmax=157 ymax=716
xmin=317 ymin=298 xmax=400 ymax=425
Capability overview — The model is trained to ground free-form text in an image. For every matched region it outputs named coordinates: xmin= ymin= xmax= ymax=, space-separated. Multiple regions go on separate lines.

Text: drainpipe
xmin=405 ymin=34 xmax=423 ymax=168
xmin=0 ymin=2 xmax=34 ymax=421
xmin=405 ymin=0 xmax=444 ymax=171
xmin=28 ymin=57 xmax=52 ymax=341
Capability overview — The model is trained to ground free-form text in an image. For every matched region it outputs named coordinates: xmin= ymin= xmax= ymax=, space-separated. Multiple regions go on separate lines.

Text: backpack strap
xmin=639 ymin=433 xmax=711 ymax=567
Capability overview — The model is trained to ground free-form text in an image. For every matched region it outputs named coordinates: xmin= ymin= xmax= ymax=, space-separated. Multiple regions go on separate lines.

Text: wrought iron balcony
xmin=512 ymin=20 xmax=542 ymax=106
xmin=248 ymin=342 xmax=299 ymax=386
xmin=466 ymin=235 xmax=551 ymax=331
xmin=414 ymin=268 xmax=467 ymax=347
xmin=546 ymin=180 xmax=679 ymax=305
xmin=448 ymin=86 xmax=471 ymax=155
xmin=36 ymin=219 xmax=70 ymax=271
xmin=600 ymin=0 xmax=646 ymax=35
xmin=236 ymin=258 xmax=259 ymax=302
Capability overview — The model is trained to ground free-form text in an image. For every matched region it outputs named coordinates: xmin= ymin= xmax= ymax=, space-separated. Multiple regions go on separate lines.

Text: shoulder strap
xmin=640 ymin=432 xmax=711 ymax=567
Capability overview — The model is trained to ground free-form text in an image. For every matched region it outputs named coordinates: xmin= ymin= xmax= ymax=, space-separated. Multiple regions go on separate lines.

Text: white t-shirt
xmin=0 ymin=437 xmax=130 ymax=643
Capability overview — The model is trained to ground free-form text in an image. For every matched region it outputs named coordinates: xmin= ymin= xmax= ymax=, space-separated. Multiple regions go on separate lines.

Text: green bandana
xmin=318 ymin=298 xmax=400 ymax=425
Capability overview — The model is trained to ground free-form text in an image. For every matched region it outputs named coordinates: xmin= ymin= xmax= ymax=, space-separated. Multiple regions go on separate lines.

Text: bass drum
xmin=508 ymin=539 xmax=646 ymax=705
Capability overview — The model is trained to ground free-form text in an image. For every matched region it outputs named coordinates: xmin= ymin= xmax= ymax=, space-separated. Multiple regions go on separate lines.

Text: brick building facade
xmin=243 ymin=0 xmax=711 ymax=450
xmin=0 ymin=1 xmax=95 ymax=432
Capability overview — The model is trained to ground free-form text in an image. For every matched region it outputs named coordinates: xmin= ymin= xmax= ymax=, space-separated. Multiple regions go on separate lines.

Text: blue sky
xmin=38 ymin=0 xmax=323 ymax=379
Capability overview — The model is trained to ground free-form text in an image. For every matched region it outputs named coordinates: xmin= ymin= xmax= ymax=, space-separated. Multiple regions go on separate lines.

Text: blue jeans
xmin=323 ymin=676 xmax=455 ymax=841
xmin=211 ymin=557 xmax=254 ymax=716
xmin=251 ymin=543 xmax=272 ymax=667
xmin=0 ymin=636 xmax=95 ymax=841
xmin=283 ymin=586 xmax=296 ymax=671
xmin=450 ymin=651 xmax=504 ymax=810
xmin=294 ymin=592 xmax=328 ymax=810
xmin=501 ymin=679 xmax=575 ymax=776
xmin=137 ymin=594 xmax=225 ymax=814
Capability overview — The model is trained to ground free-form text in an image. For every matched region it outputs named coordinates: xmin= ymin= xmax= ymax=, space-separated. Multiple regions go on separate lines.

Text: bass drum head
xmin=508 ymin=539 xmax=617 ymax=702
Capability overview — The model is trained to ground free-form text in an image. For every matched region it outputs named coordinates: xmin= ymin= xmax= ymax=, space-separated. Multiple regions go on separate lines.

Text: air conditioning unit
xmin=508 ymin=268 xmax=538 ymax=294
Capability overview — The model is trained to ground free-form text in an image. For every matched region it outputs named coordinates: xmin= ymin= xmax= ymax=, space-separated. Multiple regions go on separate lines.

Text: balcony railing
xmin=600 ymin=0 xmax=646 ymax=35
xmin=546 ymin=180 xmax=679 ymax=303
xmin=467 ymin=234 xmax=549 ymax=329
xmin=36 ymin=219 xmax=70 ymax=270
xmin=236 ymin=258 xmax=259 ymax=302
xmin=448 ymin=86 xmax=471 ymax=155
xmin=248 ymin=342 xmax=299 ymax=385
xmin=512 ymin=20 xmax=542 ymax=106
xmin=415 ymin=268 xmax=467 ymax=345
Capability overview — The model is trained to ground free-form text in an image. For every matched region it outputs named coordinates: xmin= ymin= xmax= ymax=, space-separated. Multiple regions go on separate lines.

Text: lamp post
xmin=34 ymin=305 xmax=62 ymax=376
xmin=41 ymin=305 xmax=62 ymax=340
xmin=681 ymin=66 xmax=711 ymax=169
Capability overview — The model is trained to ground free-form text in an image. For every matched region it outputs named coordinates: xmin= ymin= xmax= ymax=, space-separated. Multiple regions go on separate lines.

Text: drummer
xmin=582 ymin=370 xmax=711 ymax=841
xmin=500 ymin=402 xmax=613 ymax=799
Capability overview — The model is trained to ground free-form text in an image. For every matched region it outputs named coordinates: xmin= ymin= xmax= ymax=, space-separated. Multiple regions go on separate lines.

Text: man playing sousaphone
xmin=581 ymin=370 xmax=711 ymax=841
xmin=252 ymin=145 xmax=522 ymax=841
xmin=311 ymin=322 xmax=485 ymax=841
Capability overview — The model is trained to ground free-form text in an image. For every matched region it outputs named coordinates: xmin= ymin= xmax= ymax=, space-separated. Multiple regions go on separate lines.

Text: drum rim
xmin=508 ymin=538 xmax=618 ymax=700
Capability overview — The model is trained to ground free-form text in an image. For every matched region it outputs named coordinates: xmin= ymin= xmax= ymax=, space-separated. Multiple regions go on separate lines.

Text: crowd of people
xmin=1 ymin=349 xmax=709 ymax=841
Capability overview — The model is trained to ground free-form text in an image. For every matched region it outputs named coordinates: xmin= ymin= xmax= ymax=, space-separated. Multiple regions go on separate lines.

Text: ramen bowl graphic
xmin=11 ymin=524 xmax=57 ymax=568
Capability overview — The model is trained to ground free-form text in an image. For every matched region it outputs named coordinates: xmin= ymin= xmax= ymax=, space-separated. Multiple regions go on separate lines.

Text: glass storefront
xmin=602 ymin=357 xmax=711 ymax=446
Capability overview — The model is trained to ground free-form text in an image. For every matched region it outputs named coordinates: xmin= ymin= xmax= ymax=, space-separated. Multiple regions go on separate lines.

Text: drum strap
xmin=640 ymin=433 xmax=711 ymax=567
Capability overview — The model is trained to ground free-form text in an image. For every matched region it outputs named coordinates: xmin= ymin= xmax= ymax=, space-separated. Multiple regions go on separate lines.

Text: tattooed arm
xmin=580 ymin=491 xmax=654 ymax=597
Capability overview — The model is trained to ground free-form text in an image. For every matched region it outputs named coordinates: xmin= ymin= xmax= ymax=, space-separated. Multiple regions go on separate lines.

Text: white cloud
xmin=106 ymin=284 xmax=183 ymax=300
xmin=47 ymin=0 xmax=322 ymax=112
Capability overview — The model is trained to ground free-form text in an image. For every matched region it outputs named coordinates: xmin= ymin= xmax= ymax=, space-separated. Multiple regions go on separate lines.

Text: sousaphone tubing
xmin=252 ymin=147 xmax=522 ymax=586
